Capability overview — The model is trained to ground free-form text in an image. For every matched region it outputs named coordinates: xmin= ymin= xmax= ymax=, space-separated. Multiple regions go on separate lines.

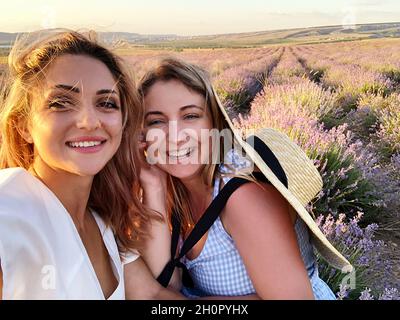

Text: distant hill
xmin=0 ymin=31 xmax=180 ymax=46
xmin=158 ymin=22 xmax=400 ymax=48
xmin=0 ymin=22 xmax=399 ymax=49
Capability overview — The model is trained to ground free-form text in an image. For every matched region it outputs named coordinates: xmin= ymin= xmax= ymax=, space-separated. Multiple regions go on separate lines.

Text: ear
xmin=17 ymin=118 xmax=33 ymax=144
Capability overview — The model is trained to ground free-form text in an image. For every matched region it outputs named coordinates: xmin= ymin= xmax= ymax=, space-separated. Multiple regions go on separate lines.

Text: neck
xmin=30 ymin=159 xmax=93 ymax=229
xmin=180 ymin=174 xmax=213 ymax=221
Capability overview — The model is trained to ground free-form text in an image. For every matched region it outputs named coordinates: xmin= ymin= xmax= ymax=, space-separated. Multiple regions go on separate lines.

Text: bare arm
xmin=139 ymin=144 xmax=181 ymax=291
xmin=222 ymin=182 xmax=314 ymax=300
xmin=140 ymin=187 xmax=181 ymax=291
xmin=124 ymin=257 xmax=185 ymax=300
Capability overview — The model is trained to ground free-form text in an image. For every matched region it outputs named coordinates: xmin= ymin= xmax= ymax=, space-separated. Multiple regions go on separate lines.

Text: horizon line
xmin=1 ymin=20 xmax=399 ymax=38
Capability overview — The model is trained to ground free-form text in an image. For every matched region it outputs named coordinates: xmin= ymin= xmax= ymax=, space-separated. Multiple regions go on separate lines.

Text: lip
xmin=166 ymin=147 xmax=196 ymax=163
xmin=66 ymin=136 xmax=107 ymax=154
xmin=167 ymin=147 xmax=194 ymax=156
xmin=67 ymin=136 xmax=107 ymax=143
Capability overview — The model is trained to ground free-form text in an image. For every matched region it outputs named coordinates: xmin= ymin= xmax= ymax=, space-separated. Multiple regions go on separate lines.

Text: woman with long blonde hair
xmin=138 ymin=58 xmax=352 ymax=299
xmin=0 ymin=30 xmax=182 ymax=300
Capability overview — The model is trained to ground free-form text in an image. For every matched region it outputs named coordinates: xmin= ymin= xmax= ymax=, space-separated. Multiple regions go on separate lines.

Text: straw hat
xmin=213 ymin=89 xmax=353 ymax=272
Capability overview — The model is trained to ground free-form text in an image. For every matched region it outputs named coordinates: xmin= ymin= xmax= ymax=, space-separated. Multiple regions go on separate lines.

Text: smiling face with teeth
xmin=143 ymin=79 xmax=214 ymax=180
xmin=24 ymin=54 xmax=123 ymax=177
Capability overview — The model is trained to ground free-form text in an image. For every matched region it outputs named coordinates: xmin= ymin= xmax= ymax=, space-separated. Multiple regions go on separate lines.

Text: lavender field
xmin=1 ymin=37 xmax=399 ymax=299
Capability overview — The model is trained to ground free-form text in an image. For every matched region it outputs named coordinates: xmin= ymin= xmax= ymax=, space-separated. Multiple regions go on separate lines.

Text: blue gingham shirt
xmin=181 ymin=149 xmax=336 ymax=300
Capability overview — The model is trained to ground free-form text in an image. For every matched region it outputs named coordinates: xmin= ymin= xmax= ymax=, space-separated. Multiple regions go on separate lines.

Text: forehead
xmin=43 ymin=54 xmax=118 ymax=92
xmin=144 ymin=79 xmax=204 ymax=110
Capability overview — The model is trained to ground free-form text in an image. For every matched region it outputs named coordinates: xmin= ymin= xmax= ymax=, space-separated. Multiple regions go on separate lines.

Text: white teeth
xmin=68 ymin=141 xmax=102 ymax=148
xmin=169 ymin=148 xmax=192 ymax=159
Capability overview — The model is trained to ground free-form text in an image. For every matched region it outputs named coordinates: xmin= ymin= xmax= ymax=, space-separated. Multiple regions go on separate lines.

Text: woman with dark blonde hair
xmin=0 ymin=30 xmax=182 ymax=299
xmin=138 ymin=57 xmax=352 ymax=299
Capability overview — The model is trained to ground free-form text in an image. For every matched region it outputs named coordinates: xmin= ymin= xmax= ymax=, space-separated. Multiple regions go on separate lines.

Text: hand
xmin=138 ymin=132 xmax=168 ymax=194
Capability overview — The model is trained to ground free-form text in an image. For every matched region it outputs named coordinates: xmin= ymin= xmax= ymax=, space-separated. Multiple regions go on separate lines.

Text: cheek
xmin=145 ymin=128 xmax=168 ymax=149
xmin=197 ymin=118 xmax=214 ymax=146
xmin=30 ymin=114 xmax=63 ymax=145
xmin=104 ymin=113 xmax=124 ymax=136
xmin=28 ymin=116 xmax=67 ymax=164
xmin=198 ymin=118 xmax=216 ymax=162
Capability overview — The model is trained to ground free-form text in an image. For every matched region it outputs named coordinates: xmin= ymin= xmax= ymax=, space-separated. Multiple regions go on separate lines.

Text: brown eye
xmin=48 ymin=98 xmax=73 ymax=110
xmin=98 ymin=100 xmax=120 ymax=110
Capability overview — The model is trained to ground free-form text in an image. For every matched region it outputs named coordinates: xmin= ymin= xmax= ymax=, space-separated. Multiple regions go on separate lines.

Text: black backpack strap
xmin=178 ymin=177 xmax=253 ymax=257
xmin=156 ymin=176 xmax=254 ymax=287
xmin=156 ymin=135 xmax=290 ymax=288
xmin=252 ymin=171 xmax=271 ymax=184
xmin=247 ymin=135 xmax=288 ymax=188
xmin=156 ymin=213 xmax=181 ymax=287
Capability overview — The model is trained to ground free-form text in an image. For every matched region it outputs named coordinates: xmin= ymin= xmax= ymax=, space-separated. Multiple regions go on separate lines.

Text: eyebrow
xmin=54 ymin=84 xmax=80 ymax=93
xmin=145 ymin=104 xmax=204 ymax=118
xmin=181 ymin=104 xmax=204 ymax=111
xmin=53 ymin=84 xmax=117 ymax=95
xmin=96 ymin=89 xmax=118 ymax=95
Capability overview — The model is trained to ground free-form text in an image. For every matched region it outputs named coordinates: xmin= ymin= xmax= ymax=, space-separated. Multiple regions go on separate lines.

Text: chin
xmin=64 ymin=150 xmax=117 ymax=177
xmin=160 ymin=164 xmax=203 ymax=181
xmin=69 ymin=161 xmax=110 ymax=177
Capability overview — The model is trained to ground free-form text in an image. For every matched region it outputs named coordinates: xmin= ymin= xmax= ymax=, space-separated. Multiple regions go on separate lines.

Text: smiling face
xmin=143 ymin=79 xmax=213 ymax=181
xmin=25 ymin=54 xmax=123 ymax=177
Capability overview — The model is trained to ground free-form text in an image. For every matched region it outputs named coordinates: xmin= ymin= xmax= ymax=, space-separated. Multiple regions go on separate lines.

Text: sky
xmin=1 ymin=0 xmax=399 ymax=36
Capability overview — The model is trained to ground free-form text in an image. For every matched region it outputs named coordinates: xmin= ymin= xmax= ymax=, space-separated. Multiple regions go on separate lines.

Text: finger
xmin=139 ymin=145 xmax=155 ymax=168
xmin=138 ymin=141 xmax=147 ymax=150
xmin=138 ymin=130 xmax=145 ymax=143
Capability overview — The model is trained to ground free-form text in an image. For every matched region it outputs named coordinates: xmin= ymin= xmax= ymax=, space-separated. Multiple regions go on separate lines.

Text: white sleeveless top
xmin=0 ymin=168 xmax=139 ymax=300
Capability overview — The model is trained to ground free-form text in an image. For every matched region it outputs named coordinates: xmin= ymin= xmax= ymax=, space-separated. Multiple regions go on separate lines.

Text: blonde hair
xmin=0 ymin=29 xmax=159 ymax=255
xmin=138 ymin=57 xmax=256 ymax=235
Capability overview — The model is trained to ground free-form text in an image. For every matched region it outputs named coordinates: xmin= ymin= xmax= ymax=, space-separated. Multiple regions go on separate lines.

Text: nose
xmin=75 ymin=104 xmax=101 ymax=131
xmin=167 ymin=120 xmax=189 ymax=146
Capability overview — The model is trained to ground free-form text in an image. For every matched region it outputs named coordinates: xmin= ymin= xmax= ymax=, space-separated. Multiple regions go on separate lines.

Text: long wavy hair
xmin=138 ymin=57 xmax=240 ymax=235
xmin=0 ymin=29 xmax=159 ymax=255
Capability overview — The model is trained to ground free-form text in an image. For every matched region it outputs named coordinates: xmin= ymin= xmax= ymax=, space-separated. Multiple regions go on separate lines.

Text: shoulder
xmin=223 ymin=181 xmax=295 ymax=234
xmin=0 ymin=168 xmax=46 ymax=218
xmin=0 ymin=169 xmax=50 ymax=269
xmin=226 ymin=181 xmax=288 ymax=214
xmin=0 ymin=167 xmax=39 ymax=196
xmin=0 ymin=167 xmax=29 ymax=189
